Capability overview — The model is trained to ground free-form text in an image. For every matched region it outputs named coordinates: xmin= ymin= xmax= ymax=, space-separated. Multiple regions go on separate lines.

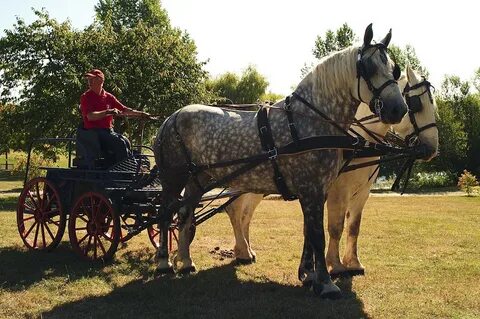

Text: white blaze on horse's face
xmin=393 ymin=65 xmax=439 ymax=161
xmin=355 ymin=24 xmax=408 ymax=124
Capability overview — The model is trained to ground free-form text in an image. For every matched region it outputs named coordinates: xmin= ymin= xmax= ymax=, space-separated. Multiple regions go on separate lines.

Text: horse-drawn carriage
xmin=17 ymin=126 xmax=243 ymax=261
xmin=16 ymin=24 xmax=438 ymax=299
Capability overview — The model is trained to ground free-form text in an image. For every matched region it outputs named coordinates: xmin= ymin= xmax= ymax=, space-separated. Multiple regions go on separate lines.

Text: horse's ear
xmin=363 ymin=23 xmax=373 ymax=47
xmin=380 ymin=29 xmax=392 ymax=47
xmin=406 ymin=64 xmax=417 ymax=83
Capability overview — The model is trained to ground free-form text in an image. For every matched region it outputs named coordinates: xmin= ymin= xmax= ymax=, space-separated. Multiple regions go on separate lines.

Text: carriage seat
xmin=73 ymin=126 xmax=114 ymax=169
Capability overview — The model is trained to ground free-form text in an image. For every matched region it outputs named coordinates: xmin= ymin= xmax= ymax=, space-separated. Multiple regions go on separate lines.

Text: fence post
xmin=5 ymin=151 xmax=8 ymax=170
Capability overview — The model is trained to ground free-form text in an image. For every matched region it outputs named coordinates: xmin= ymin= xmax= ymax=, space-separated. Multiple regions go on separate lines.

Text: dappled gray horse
xmin=224 ymin=66 xmax=439 ymax=277
xmin=153 ymin=24 xmax=407 ymax=298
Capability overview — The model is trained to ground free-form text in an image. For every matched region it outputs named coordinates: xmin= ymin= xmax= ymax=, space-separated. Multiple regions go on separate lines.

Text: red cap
xmin=84 ymin=69 xmax=105 ymax=80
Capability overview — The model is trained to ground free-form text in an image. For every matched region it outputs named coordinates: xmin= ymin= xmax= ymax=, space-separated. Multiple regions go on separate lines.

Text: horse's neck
xmin=294 ymin=48 xmax=359 ymax=134
xmin=355 ymin=103 xmax=390 ymax=141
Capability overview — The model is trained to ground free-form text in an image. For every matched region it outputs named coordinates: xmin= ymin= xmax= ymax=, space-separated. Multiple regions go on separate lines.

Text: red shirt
xmin=80 ymin=89 xmax=127 ymax=129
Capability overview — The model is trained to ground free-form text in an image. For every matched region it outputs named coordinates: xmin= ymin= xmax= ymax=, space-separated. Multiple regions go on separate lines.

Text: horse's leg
xmin=298 ymin=228 xmax=315 ymax=288
xmin=326 ymin=197 xmax=348 ymax=277
xmin=241 ymin=194 xmax=262 ymax=262
xmin=342 ymin=187 xmax=369 ymax=276
xmin=299 ymin=193 xmax=341 ymax=299
xmin=225 ymin=195 xmax=253 ymax=263
xmin=156 ymin=188 xmax=183 ymax=274
xmin=173 ymin=180 xmax=204 ymax=274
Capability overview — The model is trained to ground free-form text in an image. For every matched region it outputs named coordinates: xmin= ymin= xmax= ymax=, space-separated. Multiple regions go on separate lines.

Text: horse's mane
xmin=308 ymin=46 xmax=358 ymax=100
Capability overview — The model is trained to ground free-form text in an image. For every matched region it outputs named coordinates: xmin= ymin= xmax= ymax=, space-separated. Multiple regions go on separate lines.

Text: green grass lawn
xmin=0 ymin=178 xmax=479 ymax=318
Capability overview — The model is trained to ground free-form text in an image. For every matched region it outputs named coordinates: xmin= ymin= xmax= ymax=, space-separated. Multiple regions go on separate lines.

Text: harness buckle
xmin=259 ymin=126 xmax=268 ymax=135
xmin=374 ymin=98 xmax=384 ymax=115
xmin=267 ymin=148 xmax=278 ymax=160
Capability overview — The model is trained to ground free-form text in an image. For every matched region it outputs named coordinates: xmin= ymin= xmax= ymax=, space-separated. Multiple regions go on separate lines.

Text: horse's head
xmin=354 ymin=24 xmax=407 ymax=124
xmin=392 ymin=65 xmax=439 ymax=161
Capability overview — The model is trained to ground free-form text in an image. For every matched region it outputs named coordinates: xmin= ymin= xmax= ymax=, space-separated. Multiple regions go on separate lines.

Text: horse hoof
xmin=347 ymin=269 xmax=365 ymax=277
xmin=302 ymin=280 xmax=313 ymax=290
xmin=235 ymin=257 xmax=255 ymax=265
xmin=176 ymin=265 xmax=196 ymax=275
xmin=154 ymin=266 xmax=175 ymax=277
xmin=312 ymin=282 xmax=342 ymax=299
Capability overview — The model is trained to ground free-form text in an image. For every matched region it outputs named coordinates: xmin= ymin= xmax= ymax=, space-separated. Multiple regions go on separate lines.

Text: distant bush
xmin=11 ymin=153 xmax=55 ymax=180
xmin=404 ymin=171 xmax=456 ymax=190
xmin=457 ymin=170 xmax=479 ymax=196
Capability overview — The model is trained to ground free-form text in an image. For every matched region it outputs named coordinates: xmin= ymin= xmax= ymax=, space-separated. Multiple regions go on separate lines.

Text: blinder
xmin=356 ymin=43 xmax=400 ymax=118
xmin=393 ymin=63 xmax=401 ymax=81
xmin=405 ymin=94 xmax=422 ymax=113
xmin=403 ymin=78 xmax=437 ymax=146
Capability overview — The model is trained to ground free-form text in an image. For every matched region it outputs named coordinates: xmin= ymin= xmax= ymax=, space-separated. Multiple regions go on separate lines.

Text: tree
xmin=308 ymin=23 xmax=428 ymax=77
xmin=313 ymin=23 xmax=355 ymax=60
xmin=388 ymin=44 xmax=428 ymax=77
xmin=0 ymin=1 xmax=208 ymax=150
xmin=207 ymin=65 xmax=269 ymax=104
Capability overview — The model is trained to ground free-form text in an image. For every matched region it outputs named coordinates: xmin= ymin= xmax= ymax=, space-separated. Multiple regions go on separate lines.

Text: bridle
xmin=402 ymin=78 xmax=438 ymax=146
xmin=356 ymin=43 xmax=401 ymax=119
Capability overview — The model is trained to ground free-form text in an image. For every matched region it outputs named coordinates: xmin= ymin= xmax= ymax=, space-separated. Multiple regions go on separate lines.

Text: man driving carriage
xmin=80 ymin=69 xmax=150 ymax=163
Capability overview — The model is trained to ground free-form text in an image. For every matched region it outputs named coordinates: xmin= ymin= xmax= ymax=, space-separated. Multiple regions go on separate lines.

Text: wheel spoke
xmin=23 ymin=203 xmax=36 ymax=212
xmin=43 ymin=221 xmax=56 ymax=242
xmin=43 ymin=185 xmax=54 ymax=209
xmin=93 ymin=235 xmax=98 ymax=259
xmin=33 ymin=222 xmax=40 ymax=248
xmin=24 ymin=220 xmax=38 ymax=238
xmin=35 ymin=182 xmax=43 ymax=210
xmin=26 ymin=191 xmax=39 ymax=210
xmin=96 ymin=234 xmax=107 ymax=255
xmin=44 ymin=209 xmax=60 ymax=217
xmin=77 ymin=233 xmax=89 ymax=246
xmin=90 ymin=194 xmax=97 ymax=219
xmin=84 ymin=235 xmax=93 ymax=255
xmin=78 ymin=213 xmax=90 ymax=224
xmin=48 ymin=218 xmax=60 ymax=226
xmin=22 ymin=215 xmax=35 ymax=222
xmin=40 ymin=222 xmax=47 ymax=248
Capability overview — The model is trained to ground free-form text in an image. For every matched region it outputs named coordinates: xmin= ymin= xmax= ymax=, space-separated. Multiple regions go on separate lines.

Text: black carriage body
xmin=44 ymin=158 xmax=162 ymax=215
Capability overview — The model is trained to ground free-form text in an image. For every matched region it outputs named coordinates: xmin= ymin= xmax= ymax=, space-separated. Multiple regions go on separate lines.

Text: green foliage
xmin=207 ymin=65 xmax=269 ymax=104
xmin=0 ymin=1 xmax=208 ymax=151
xmin=433 ymin=75 xmax=480 ymax=175
xmin=313 ymin=23 xmax=355 ymax=59
xmin=457 ymin=169 xmax=479 ymax=196
xmin=388 ymin=44 xmax=428 ymax=76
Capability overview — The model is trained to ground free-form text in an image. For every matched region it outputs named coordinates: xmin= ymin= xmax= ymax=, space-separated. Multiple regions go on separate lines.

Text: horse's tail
xmin=153 ymin=109 xmax=190 ymax=196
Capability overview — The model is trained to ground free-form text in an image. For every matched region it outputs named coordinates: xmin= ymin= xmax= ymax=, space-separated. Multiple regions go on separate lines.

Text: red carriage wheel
xmin=68 ymin=192 xmax=120 ymax=261
xmin=147 ymin=215 xmax=195 ymax=252
xmin=17 ymin=177 xmax=66 ymax=251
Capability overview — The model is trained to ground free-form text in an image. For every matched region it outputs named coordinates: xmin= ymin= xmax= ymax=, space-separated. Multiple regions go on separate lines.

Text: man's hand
xmin=107 ymin=108 xmax=121 ymax=116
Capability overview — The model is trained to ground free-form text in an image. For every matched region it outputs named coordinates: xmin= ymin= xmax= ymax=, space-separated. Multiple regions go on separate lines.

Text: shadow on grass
xmin=0 ymin=196 xmax=18 ymax=211
xmin=0 ymin=171 xmax=22 ymax=181
xmin=0 ymin=243 xmax=113 ymax=291
xmin=43 ymin=263 xmax=368 ymax=319
xmin=0 ymin=245 xmax=369 ymax=318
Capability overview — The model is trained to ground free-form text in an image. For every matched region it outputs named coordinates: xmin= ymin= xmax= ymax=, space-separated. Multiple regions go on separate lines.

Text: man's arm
xmin=86 ymin=108 xmax=120 ymax=120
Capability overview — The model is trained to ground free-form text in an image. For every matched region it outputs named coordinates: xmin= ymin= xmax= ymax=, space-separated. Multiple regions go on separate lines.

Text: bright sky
xmin=1 ymin=0 xmax=479 ymax=95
